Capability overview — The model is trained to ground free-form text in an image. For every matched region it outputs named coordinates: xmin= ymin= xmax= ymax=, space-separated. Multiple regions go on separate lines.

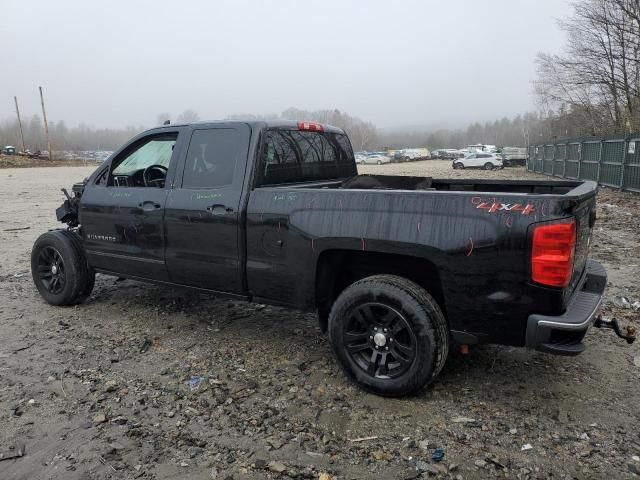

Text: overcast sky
xmin=1 ymin=0 xmax=572 ymax=130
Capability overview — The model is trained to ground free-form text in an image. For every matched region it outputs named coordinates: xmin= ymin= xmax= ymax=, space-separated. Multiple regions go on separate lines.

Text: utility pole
xmin=39 ymin=86 xmax=52 ymax=160
xmin=13 ymin=96 xmax=26 ymax=153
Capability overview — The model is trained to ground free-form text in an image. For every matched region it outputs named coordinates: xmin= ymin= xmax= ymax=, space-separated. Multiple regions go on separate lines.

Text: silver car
xmin=359 ymin=154 xmax=391 ymax=165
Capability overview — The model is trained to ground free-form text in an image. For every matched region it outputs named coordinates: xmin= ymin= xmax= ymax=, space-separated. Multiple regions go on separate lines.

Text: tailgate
xmin=566 ymin=184 xmax=598 ymax=296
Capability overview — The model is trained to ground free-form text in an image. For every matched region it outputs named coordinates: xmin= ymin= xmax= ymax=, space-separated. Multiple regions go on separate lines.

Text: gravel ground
xmin=0 ymin=163 xmax=639 ymax=480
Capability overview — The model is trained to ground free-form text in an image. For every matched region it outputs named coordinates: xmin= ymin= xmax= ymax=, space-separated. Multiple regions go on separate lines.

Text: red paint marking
xmin=505 ymin=214 xmax=513 ymax=228
xmin=466 ymin=237 xmax=474 ymax=257
xmin=541 ymin=201 xmax=549 ymax=217
xmin=361 ymin=238 xmax=366 ymax=251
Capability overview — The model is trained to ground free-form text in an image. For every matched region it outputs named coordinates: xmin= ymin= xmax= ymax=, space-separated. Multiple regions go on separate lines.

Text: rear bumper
xmin=525 ymin=260 xmax=606 ymax=356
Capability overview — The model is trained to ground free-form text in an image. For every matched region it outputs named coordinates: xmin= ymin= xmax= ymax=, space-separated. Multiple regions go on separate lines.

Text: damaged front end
xmin=55 ymin=181 xmax=86 ymax=228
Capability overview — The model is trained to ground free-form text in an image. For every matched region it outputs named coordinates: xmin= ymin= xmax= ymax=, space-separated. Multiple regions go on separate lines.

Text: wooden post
xmin=39 ymin=86 xmax=52 ymax=160
xmin=13 ymin=96 xmax=26 ymax=153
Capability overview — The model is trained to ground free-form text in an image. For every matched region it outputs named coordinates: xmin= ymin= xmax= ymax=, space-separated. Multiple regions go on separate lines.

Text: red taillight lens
xmin=531 ymin=220 xmax=576 ymax=287
xmin=297 ymin=121 xmax=324 ymax=132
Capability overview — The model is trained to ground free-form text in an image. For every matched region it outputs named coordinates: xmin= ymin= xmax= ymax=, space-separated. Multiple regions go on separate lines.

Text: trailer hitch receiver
xmin=594 ymin=316 xmax=636 ymax=344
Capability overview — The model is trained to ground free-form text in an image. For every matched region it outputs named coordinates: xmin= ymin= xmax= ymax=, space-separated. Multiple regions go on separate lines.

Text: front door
xmin=80 ymin=131 xmax=183 ymax=280
xmin=164 ymin=124 xmax=250 ymax=294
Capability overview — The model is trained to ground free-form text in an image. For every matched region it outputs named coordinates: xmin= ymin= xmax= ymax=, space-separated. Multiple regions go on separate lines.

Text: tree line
xmin=0 ymin=115 xmax=142 ymax=153
xmin=0 ymin=106 xmax=567 ymax=156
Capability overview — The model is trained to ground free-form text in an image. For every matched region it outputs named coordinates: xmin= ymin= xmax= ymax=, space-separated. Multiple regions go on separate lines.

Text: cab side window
xmin=108 ymin=134 xmax=177 ymax=188
xmin=182 ymin=129 xmax=242 ymax=188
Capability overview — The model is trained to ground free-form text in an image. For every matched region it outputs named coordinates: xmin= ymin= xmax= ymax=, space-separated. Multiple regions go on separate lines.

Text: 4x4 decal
xmin=471 ymin=196 xmax=535 ymax=215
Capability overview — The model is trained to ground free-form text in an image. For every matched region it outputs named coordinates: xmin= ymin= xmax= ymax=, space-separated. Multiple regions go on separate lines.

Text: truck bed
xmin=286 ymin=174 xmax=590 ymax=196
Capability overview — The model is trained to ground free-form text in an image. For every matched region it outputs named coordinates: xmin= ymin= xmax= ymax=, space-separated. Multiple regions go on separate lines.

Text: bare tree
xmin=176 ymin=109 xmax=200 ymax=123
xmin=534 ymin=0 xmax=640 ymax=135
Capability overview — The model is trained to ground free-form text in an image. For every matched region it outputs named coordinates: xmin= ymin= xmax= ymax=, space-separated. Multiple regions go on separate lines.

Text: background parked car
xmin=393 ymin=149 xmax=428 ymax=162
xmin=452 ymin=152 xmax=503 ymax=170
xmin=1 ymin=146 xmax=17 ymax=155
xmin=500 ymin=147 xmax=529 ymax=167
xmin=361 ymin=153 xmax=391 ymax=164
xmin=355 ymin=153 xmax=368 ymax=163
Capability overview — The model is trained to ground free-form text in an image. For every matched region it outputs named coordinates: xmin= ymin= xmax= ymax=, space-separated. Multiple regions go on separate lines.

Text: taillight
xmin=297 ymin=121 xmax=324 ymax=132
xmin=531 ymin=220 xmax=576 ymax=287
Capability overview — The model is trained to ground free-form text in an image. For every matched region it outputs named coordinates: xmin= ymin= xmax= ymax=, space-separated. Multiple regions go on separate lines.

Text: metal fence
xmin=527 ymin=135 xmax=640 ymax=193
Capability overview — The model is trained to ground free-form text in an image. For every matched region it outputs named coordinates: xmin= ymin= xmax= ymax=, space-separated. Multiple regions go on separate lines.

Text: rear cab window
xmin=257 ymin=129 xmax=356 ymax=185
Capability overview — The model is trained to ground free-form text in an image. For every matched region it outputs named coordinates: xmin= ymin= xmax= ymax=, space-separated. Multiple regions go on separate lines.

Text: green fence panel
xmin=579 ymin=142 xmax=600 ymax=181
xmin=527 ymin=147 xmax=535 ymax=171
xmin=623 ymin=138 xmax=640 ymax=192
xmin=600 ymin=140 xmax=624 ymax=187
xmin=567 ymin=143 xmax=580 ymax=160
xmin=553 ymin=144 xmax=566 ymax=177
xmin=525 ymin=135 xmax=639 ymax=193
xmin=532 ymin=146 xmax=541 ymax=172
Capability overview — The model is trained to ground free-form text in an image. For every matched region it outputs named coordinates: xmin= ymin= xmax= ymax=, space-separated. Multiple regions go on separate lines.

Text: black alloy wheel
xmin=36 ymin=246 xmax=66 ymax=294
xmin=342 ymin=302 xmax=417 ymax=379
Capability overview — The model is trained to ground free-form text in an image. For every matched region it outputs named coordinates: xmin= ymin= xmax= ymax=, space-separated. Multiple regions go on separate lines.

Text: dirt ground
xmin=0 ymin=154 xmax=93 ymax=169
xmin=0 ymin=162 xmax=639 ymax=480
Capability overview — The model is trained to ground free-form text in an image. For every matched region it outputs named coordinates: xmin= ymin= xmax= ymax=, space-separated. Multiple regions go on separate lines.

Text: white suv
xmin=452 ymin=153 xmax=503 ymax=170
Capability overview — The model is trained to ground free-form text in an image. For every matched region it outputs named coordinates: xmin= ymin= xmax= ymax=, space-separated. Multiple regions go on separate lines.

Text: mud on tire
xmin=328 ymin=274 xmax=449 ymax=396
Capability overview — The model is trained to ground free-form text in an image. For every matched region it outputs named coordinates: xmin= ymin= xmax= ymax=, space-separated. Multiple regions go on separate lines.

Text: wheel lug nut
xmin=389 ymin=338 xmax=393 ymax=342
xmin=373 ymin=327 xmax=377 ymax=331
xmin=385 ymin=347 xmax=389 ymax=350
xmin=369 ymin=335 xmax=373 ymax=339
xmin=383 ymin=328 xmax=388 ymax=332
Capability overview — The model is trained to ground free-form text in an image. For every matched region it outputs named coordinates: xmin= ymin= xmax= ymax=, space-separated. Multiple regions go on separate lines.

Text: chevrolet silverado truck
xmin=31 ymin=120 xmax=635 ymax=396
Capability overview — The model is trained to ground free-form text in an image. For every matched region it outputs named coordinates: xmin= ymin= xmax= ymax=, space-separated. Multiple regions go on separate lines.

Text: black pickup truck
xmin=31 ymin=120 xmax=634 ymax=396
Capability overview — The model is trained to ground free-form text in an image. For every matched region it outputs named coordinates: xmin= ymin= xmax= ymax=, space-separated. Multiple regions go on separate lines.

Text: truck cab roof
xmin=151 ymin=119 xmax=346 ymax=135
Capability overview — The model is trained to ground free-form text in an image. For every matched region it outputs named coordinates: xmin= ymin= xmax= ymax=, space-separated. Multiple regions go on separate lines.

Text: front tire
xmin=31 ymin=230 xmax=95 ymax=306
xmin=453 ymin=162 xmax=464 ymax=169
xmin=328 ymin=275 xmax=448 ymax=396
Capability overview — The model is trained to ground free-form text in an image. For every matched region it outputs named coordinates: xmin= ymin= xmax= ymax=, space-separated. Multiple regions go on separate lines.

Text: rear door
xmin=464 ymin=153 xmax=477 ymax=167
xmin=80 ymin=130 xmax=183 ymax=280
xmin=476 ymin=153 xmax=491 ymax=167
xmin=164 ymin=124 xmax=251 ymax=294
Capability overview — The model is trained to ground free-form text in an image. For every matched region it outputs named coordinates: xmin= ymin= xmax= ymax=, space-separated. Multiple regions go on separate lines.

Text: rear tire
xmin=31 ymin=230 xmax=95 ymax=306
xmin=484 ymin=162 xmax=494 ymax=170
xmin=453 ymin=162 xmax=463 ymax=169
xmin=377 ymin=160 xmax=382 ymax=165
xmin=328 ymin=275 xmax=449 ymax=397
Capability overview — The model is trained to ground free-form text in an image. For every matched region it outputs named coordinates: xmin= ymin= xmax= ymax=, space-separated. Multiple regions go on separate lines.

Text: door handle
xmin=206 ymin=204 xmax=234 ymax=215
xmin=139 ymin=201 xmax=162 ymax=211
